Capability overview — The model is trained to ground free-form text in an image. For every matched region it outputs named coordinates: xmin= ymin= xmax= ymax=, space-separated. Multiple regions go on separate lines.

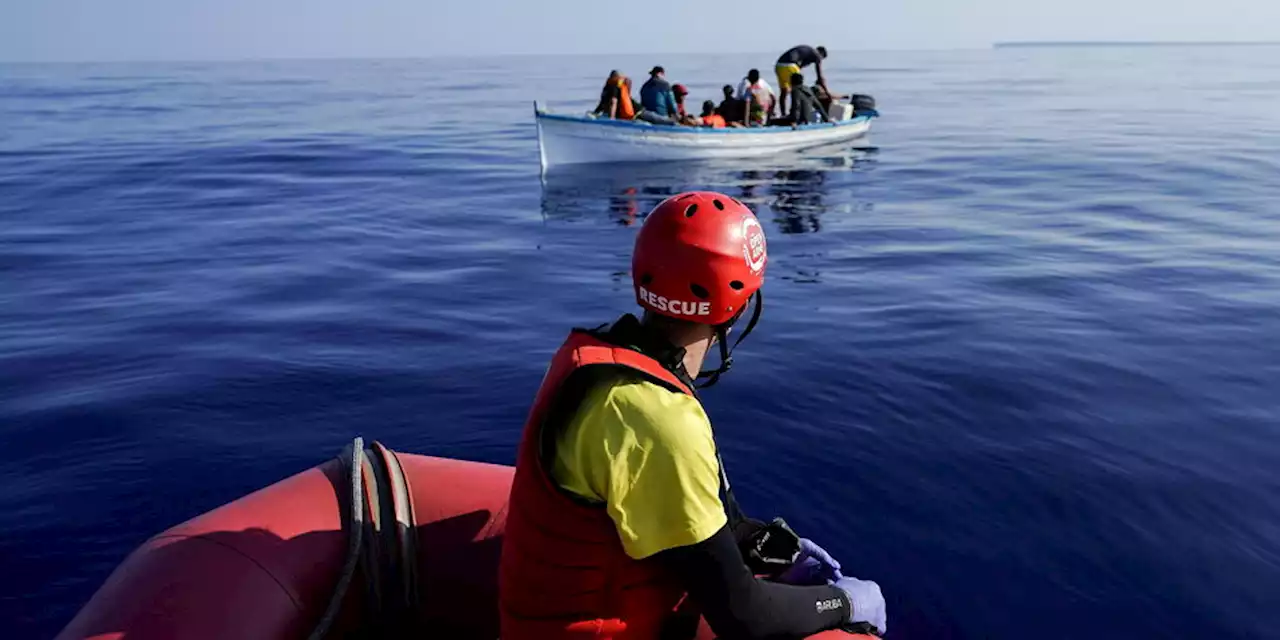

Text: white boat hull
xmin=535 ymin=105 xmax=874 ymax=170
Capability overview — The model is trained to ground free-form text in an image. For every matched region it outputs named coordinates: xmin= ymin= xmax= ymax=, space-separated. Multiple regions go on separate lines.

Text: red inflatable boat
xmin=57 ymin=438 xmax=874 ymax=640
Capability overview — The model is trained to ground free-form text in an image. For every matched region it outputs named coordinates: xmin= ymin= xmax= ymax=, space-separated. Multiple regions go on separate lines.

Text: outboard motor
xmin=850 ymin=94 xmax=877 ymax=114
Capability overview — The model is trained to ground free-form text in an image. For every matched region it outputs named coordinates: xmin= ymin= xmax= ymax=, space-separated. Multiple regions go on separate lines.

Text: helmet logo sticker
xmin=742 ymin=217 xmax=767 ymax=273
xmin=639 ymin=286 xmax=712 ymax=317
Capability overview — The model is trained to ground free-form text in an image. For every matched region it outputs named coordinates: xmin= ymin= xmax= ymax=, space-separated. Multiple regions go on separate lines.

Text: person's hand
xmin=830 ymin=575 xmax=887 ymax=635
xmin=777 ymin=538 xmax=842 ymax=585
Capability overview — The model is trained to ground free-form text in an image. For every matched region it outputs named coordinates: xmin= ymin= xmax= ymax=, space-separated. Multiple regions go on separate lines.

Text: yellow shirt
xmin=549 ymin=370 xmax=728 ymax=560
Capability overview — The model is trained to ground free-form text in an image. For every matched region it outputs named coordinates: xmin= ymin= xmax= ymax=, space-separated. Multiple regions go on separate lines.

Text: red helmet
xmin=632 ymin=191 xmax=767 ymax=326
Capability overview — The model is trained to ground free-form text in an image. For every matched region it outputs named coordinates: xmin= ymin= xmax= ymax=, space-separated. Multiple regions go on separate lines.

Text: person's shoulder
xmin=599 ymin=375 xmax=708 ymax=441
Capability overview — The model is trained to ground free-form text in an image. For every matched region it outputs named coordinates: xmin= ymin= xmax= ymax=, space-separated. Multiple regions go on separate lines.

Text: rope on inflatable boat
xmin=308 ymin=436 xmax=366 ymax=640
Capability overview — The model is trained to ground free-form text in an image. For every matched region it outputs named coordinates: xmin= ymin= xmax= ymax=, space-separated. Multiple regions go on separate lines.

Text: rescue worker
xmin=498 ymin=192 xmax=887 ymax=639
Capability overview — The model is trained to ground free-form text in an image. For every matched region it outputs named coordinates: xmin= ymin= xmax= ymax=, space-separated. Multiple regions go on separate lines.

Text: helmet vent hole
xmin=685 ymin=204 xmax=698 ymax=218
xmin=713 ymin=199 xmax=725 ymax=210
xmin=690 ymin=284 xmax=710 ymax=299
xmin=641 ymin=273 xmax=653 ymax=286
xmin=729 ymin=280 xmax=744 ymax=290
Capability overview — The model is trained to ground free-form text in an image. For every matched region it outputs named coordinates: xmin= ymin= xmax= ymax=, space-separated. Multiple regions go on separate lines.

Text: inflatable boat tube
xmin=56 ymin=439 xmax=873 ymax=640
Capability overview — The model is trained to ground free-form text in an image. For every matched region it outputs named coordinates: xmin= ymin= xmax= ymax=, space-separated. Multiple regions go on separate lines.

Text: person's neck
xmin=663 ymin=326 xmax=713 ymax=379
xmin=680 ymin=338 xmax=711 ymax=379
xmin=639 ymin=313 xmax=714 ymax=379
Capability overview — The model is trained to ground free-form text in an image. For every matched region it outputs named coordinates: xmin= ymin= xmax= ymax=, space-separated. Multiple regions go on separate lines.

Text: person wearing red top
xmin=673 ymin=83 xmax=690 ymax=117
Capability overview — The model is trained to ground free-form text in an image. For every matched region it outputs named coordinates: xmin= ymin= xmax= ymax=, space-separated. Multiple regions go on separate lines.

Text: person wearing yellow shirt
xmin=498 ymin=192 xmax=887 ymax=640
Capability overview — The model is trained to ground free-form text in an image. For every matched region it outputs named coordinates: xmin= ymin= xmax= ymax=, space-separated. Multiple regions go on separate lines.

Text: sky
xmin=2 ymin=0 xmax=1279 ymax=62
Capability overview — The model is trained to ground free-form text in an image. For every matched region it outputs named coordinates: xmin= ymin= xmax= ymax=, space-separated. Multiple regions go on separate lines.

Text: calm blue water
xmin=3 ymin=47 xmax=1280 ymax=639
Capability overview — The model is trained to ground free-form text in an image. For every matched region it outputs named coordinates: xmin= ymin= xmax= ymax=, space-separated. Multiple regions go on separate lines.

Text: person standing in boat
xmin=775 ymin=45 xmax=831 ymax=119
xmin=498 ymin=192 xmax=888 ymax=640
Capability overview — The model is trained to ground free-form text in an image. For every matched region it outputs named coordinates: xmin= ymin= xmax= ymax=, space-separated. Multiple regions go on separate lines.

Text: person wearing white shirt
xmin=734 ymin=69 xmax=776 ymax=125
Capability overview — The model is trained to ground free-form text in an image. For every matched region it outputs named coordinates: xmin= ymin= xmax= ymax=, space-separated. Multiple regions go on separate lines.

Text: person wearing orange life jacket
xmin=699 ymin=100 xmax=727 ymax=128
xmin=595 ymin=70 xmax=636 ymax=120
xmin=498 ymin=192 xmax=888 ymax=640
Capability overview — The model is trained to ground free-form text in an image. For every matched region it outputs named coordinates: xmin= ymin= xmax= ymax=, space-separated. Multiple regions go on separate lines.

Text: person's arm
xmin=655 ymin=524 xmax=851 ymax=639
xmin=577 ymin=383 xmax=851 ymax=637
xmin=609 ymin=96 xmax=618 ymax=119
xmin=665 ymin=90 xmax=678 ymax=118
xmin=816 ymin=92 xmax=831 ymax=122
xmin=815 ymin=60 xmax=832 ymax=94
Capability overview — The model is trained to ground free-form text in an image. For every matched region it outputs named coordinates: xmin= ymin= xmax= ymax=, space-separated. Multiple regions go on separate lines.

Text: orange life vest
xmin=498 ymin=327 xmax=695 ymax=639
xmin=702 ymin=113 xmax=726 ymax=128
xmin=614 ymin=76 xmax=636 ymax=120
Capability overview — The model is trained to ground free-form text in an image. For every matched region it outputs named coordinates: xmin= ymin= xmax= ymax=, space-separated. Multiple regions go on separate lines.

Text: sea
xmin=2 ymin=46 xmax=1279 ymax=639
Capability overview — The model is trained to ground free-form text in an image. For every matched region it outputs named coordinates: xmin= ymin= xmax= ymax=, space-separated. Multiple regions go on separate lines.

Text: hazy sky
xmin=2 ymin=0 xmax=1278 ymax=62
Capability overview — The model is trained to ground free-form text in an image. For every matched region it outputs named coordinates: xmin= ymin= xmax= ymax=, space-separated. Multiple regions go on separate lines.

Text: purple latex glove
xmin=777 ymin=538 xmax=843 ymax=585
xmin=830 ymin=575 xmax=887 ymax=635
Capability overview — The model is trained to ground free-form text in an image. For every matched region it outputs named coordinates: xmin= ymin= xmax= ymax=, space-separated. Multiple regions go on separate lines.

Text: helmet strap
xmin=695 ymin=290 xmax=763 ymax=389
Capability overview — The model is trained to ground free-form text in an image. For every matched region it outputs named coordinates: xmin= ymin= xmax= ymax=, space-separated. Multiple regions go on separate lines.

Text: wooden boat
xmin=56 ymin=437 xmax=877 ymax=640
xmin=535 ymin=102 xmax=876 ymax=171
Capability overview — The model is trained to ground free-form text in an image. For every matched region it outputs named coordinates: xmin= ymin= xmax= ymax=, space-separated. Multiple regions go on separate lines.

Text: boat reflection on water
xmin=763 ymin=169 xmax=828 ymax=235
xmin=539 ymin=163 xmax=700 ymax=228
xmin=539 ymin=146 xmax=877 ymax=233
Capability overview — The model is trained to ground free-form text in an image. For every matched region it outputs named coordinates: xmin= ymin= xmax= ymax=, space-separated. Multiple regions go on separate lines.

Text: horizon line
xmin=994 ymin=40 xmax=1280 ymax=48
xmin=0 ymin=45 xmax=992 ymax=66
xmin=7 ymin=40 xmax=1277 ymax=65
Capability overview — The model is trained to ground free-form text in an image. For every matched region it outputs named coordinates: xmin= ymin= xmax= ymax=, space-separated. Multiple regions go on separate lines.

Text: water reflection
xmin=769 ymin=169 xmax=829 ymax=234
xmin=539 ymin=148 xmax=877 ymax=234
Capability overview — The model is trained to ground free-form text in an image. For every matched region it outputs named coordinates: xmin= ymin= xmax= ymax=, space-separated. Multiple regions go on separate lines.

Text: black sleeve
xmin=654 ymin=523 xmax=850 ymax=640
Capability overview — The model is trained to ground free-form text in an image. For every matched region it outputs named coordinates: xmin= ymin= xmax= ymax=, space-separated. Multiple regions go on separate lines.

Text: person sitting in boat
xmin=813 ymin=83 xmax=850 ymax=117
xmin=698 ymin=100 xmax=727 ymax=128
xmin=776 ymin=72 xmax=831 ymax=126
xmin=672 ymin=84 xmax=703 ymax=126
xmin=735 ymin=69 xmax=777 ymax=124
xmin=638 ymin=65 xmax=679 ymax=125
xmin=594 ymin=70 xmax=636 ymax=120
xmin=716 ymin=84 xmax=745 ymax=124
xmin=498 ymin=192 xmax=887 ymax=640
xmin=673 ymin=83 xmax=690 ymax=117
xmin=776 ymin=45 xmax=831 ymax=119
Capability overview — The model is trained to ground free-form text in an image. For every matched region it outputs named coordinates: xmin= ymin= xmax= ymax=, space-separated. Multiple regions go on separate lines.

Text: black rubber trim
xmin=373 ymin=441 xmax=420 ymax=634
xmin=307 ymin=436 xmax=364 ymax=640
xmin=358 ymin=449 xmax=385 ymax=632
xmin=362 ymin=443 xmax=409 ymax=636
